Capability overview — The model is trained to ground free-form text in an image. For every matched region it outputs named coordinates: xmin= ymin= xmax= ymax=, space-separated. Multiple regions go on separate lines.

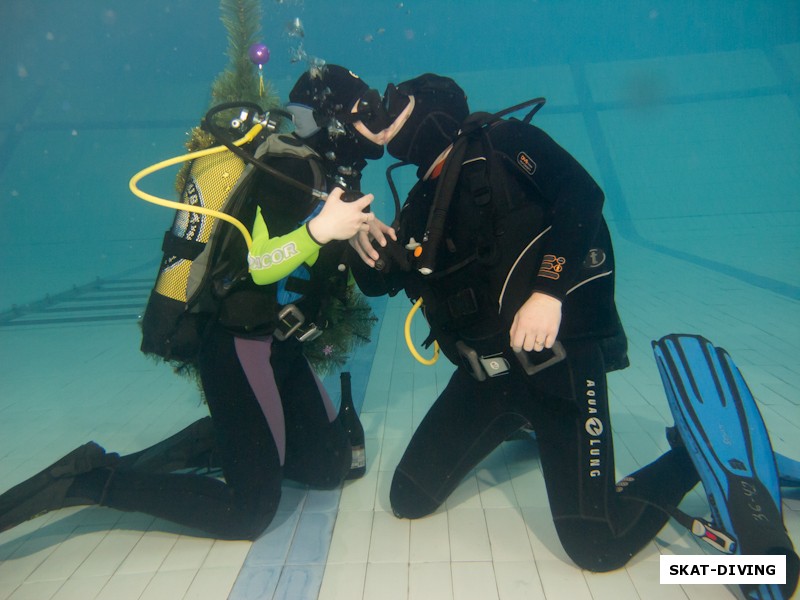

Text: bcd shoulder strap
xmin=419 ymin=99 xmax=545 ymax=275
xmin=253 ymin=133 xmax=326 ymax=193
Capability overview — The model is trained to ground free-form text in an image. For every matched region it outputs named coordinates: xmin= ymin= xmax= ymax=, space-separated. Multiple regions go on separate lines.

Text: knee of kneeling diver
xmin=561 ymin=538 xmax=631 ymax=572
xmin=574 ymin=552 xmax=632 ymax=573
xmin=225 ymin=493 xmax=282 ymax=540
xmin=229 ymin=507 xmax=278 ymax=541
xmin=390 ymin=471 xmax=440 ymax=520
xmin=312 ymin=469 xmax=348 ymax=490
xmin=556 ymin=521 xmax=632 ymax=572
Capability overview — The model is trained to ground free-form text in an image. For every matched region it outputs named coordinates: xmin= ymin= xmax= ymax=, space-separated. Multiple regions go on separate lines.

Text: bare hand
xmin=349 ymin=217 xmax=397 ymax=267
xmin=510 ymin=292 xmax=562 ymax=352
xmin=308 ymin=188 xmax=374 ymax=245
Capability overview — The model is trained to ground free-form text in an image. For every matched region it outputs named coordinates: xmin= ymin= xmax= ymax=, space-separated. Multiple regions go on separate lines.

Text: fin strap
xmin=667 ymin=504 xmax=737 ymax=554
xmin=618 ymin=487 xmax=739 ymax=555
xmin=690 ymin=517 xmax=738 ymax=554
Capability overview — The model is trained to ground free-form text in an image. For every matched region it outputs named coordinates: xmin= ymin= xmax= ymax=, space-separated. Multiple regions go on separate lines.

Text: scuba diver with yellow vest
xmin=0 ymin=65 xmax=390 ymax=540
xmin=348 ymin=74 xmax=705 ymax=570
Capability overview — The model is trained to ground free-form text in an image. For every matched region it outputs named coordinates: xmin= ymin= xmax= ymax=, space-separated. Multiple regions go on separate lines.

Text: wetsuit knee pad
xmin=390 ymin=468 xmax=441 ymax=519
xmin=285 ymin=448 xmax=350 ymax=489
xmin=553 ymin=516 xmax=634 ymax=572
xmin=284 ymin=419 xmax=351 ymax=489
xmin=224 ymin=509 xmax=277 ymax=541
xmin=225 ymin=484 xmax=283 ymax=540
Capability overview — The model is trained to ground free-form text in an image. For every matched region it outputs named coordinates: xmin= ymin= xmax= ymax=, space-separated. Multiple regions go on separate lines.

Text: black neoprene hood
xmin=387 ymin=73 xmax=470 ymax=169
xmin=289 ymin=65 xmax=369 ymax=118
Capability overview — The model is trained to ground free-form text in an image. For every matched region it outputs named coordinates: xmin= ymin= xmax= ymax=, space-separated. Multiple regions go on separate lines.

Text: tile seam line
xmin=569 ymin=60 xmax=800 ymax=302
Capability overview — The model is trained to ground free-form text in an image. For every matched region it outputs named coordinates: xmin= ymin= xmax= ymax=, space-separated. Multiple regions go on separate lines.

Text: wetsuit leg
xmin=530 ymin=340 xmax=698 ymax=571
xmin=116 ymin=416 xmax=217 ymax=474
xmin=390 ymin=367 xmax=530 ymax=519
xmin=90 ymin=325 xmax=283 ymax=540
xmin=271 ymin=340 xmax=351 ymax=489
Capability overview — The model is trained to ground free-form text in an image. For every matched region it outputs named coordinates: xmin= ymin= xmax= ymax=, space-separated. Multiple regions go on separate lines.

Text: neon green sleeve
xmin=247 ymin=206 xmax=321 ymax=286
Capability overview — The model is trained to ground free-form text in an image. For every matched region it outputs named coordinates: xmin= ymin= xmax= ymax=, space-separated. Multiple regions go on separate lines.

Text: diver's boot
xmin=116 ymin=416 xmax=217 ymax=474
xmin=0 ymin=442 xmax=119 ymax=533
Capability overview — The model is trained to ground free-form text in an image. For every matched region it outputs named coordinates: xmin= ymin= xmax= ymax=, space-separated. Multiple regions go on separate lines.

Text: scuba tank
xmin=140 ymin=147 xmax=250 ymax=363
xmin=136 ymin=103 xmax=324 ymax=365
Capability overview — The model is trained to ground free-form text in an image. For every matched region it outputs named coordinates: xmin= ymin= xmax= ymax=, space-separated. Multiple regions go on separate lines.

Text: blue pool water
xmin=1 ymin=1 xmax=798 ymax=309
xmin=0 ymin=2 xmax=798 ymax=600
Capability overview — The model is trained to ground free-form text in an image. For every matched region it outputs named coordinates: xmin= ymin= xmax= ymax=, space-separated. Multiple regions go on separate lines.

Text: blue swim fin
xmin=652 ymin=333 xmax=798 ymax=600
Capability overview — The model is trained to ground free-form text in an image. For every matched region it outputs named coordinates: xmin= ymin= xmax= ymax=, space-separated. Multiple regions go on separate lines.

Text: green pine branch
xmin=212 ymin=0 xmax=279 ymax=108
xmin=177 ymin=0 xmax=281 ymax=193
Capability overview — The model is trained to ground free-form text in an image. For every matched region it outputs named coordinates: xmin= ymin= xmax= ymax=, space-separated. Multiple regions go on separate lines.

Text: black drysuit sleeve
xmin=492 ymin=121 xmax=605 ymax=302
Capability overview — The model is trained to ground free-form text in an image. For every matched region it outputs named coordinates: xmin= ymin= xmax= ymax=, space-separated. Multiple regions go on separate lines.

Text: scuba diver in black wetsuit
xmin=348 ymin=74 xmax=701 ymax=571
xmin=0 ymin=65 xmax=390 ymax=541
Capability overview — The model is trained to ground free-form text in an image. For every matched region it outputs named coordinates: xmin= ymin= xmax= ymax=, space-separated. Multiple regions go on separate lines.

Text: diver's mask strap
xmin=285 ymin=103 xmax=321 ymax=138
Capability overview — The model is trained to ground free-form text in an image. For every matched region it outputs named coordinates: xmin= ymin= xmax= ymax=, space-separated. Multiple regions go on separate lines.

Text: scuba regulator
xmin=130 ymin=101 xmax=373 ymax=251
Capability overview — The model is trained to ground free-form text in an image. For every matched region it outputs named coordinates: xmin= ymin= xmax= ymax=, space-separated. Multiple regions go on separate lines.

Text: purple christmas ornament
xmin=248 ymin=43 xmax=270 ymax=66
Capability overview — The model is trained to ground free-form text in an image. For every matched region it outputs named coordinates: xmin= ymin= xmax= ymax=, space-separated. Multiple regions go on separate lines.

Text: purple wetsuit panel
xmin=234 ymin=336 xmax=286 ymax=465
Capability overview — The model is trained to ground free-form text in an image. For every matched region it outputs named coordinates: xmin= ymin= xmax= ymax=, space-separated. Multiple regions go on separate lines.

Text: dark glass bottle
xmin=339 ymin=371 xmax=366 ymax=479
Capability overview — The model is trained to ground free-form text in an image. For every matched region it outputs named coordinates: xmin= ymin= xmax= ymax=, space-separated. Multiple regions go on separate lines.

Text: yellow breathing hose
xmin=129 ymin=124 xmax=265 ymax=251
xmin=404 ymin=297 xmax=440 ymax=365
xmin=132 ymin=122 xmax=441 ymax=366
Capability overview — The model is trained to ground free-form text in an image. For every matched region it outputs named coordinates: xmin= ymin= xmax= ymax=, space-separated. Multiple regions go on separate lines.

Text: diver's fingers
xmin=349 ymin=233 xmax=376 ymax=267
xmin=369 ymin=221 xmax=387 ymax=247
xmin=327 ymin=187 xmax=345 ymax=202
xmin=524 ymin=334 xmax=538 ymax=352
xmin=373 ymin=220 xmax=397 ymax=245
xmin=509 ymin=315 xmax=523 ymax=352
xmin=352 ymin=193 xmax=375 ymax=210
xmin=363 ymin=230 xmax=381 ymax=259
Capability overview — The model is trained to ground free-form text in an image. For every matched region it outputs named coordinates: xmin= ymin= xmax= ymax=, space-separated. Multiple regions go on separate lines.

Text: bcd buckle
xmin=456 ymin=341 xmax=510 ymax=382
xmin=274 ymin=304 xmax=304 ymax=341
xmin=274 ymin=304 xmax=324 ymax=343
xmin=514 ymin=341 xmax=566 ymax=376
xmin=296 ymin=323 xmax=323 ymax=343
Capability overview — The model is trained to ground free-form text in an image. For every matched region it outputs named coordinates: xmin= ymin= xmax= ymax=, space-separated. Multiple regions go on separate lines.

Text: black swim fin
xmin=0 ymin=442 xmax=119 ymax=533
xmin=652 ymin=333 xmax=798 ymax=600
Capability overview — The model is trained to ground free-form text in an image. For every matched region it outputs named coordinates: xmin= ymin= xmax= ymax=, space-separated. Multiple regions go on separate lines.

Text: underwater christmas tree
xmin=177 ymin=0 xmax=281 ymax=189
xmin=175 ymin=0 xmax=375 ymax=377
xmin=211 ymin=0 xmax=277 ymax=107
